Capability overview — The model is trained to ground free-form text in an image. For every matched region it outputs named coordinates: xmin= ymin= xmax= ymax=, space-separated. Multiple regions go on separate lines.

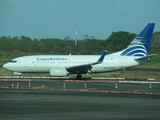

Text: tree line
xmin=0 ymin=31 xmax=159 ymax=55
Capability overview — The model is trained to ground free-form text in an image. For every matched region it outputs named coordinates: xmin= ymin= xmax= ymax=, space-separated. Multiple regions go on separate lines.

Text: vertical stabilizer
xmin=120 ymin=23 xmax=155 ymax=56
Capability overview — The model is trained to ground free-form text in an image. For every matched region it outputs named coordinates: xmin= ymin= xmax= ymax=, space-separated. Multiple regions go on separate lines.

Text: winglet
xmin=94 ymin=50 xmax=107 ymax=64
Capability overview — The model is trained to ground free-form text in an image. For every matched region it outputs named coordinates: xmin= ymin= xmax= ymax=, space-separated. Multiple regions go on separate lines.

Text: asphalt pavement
xmin=0 ymin=79 xmax=160 ymax=120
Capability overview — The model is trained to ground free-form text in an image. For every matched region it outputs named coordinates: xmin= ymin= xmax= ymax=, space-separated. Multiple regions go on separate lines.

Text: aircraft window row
xmin=32 ymin=61 xmax=95 ymax=63
xmin=31 ymin=61 xmax=109 ymax=64
xmin=32 ymin=61 xmax=89 ymax=63
xmin=32 ymin=61 xmax=55 ymax=63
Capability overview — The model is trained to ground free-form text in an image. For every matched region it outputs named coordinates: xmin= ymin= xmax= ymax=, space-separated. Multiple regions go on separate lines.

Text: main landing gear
xmin=20 ymin=75 xmax=23 ymax=79
xmin=76 ymin=74 xmax=82 ymax=80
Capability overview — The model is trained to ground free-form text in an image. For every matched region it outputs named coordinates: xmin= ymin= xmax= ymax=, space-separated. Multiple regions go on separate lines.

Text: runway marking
xmin=0 ymin=76 xmax=69 ymax=79
xmin=32 ymin=86 xmax=48 ymax=89
xmin=1 ymin=87 xmax=160 ymax=96
xmin=0 ymin=79 xmax=31 ymax=82
xmin=64 ymin=80 xmax=160 ymax=84
xmin=133 ymin=90 xmax=145 ymax=92
xmin=86 ymin=88 xmax=98 ymax=90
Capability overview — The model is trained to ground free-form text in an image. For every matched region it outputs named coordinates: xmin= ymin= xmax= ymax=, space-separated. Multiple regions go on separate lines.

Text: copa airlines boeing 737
xmin=3 ymin=23 xmax=155 ymax=79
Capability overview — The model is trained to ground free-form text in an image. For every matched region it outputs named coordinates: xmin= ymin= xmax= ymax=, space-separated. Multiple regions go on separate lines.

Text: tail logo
xmin=120 ymin=38 xmax=147 ymax=57
xmin=120 ymin=23 xmax=155 ymax=57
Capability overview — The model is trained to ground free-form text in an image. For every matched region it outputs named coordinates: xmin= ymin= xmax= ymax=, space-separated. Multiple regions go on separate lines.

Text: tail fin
xmin=120 ymin=23 xmax=155 ymax=57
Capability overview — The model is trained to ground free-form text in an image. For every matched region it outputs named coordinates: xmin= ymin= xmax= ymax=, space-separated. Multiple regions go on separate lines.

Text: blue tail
xmin=120 ymin=23 xmax=155 ymax=56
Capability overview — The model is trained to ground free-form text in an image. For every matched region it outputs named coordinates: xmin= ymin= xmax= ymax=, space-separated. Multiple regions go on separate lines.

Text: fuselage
xmin=3 ymin=54 xmax=148 ymax=74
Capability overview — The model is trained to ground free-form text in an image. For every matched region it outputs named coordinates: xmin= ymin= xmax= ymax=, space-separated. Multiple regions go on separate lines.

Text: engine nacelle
xmin=49 ymin=68 xmax=68 ymax=77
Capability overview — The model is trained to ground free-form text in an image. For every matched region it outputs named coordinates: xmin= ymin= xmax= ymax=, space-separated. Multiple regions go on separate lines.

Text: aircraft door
xmin=119 ymin=57 xmax=124 ymax=68
xmin=23 ymin=58 xmax=28 ymax=67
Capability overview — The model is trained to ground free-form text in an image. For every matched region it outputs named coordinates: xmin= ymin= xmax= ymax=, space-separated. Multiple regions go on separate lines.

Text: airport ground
xmin=0 ymin=78 xmax=160 ymax=120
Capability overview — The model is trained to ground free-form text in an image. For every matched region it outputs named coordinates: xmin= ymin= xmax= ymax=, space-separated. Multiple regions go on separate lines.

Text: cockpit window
xmin=10 ymin=60 xmax=17 ymax=63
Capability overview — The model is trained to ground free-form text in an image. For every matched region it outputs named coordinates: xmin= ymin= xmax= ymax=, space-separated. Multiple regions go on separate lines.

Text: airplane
xmin=3 ymin=23 xmax=155 ymax=79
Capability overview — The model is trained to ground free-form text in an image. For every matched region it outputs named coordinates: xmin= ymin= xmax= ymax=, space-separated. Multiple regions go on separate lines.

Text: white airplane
xmin=3 ymin=23 xmax=155 ymax=79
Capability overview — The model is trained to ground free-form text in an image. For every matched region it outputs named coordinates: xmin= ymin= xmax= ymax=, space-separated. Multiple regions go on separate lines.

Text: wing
xmin=66 ymin=50 xmax=107 ymax=74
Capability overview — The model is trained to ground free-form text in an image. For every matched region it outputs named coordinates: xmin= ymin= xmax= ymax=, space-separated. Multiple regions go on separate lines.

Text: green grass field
xmin=0 ymin=52 xmax=159 ymax=79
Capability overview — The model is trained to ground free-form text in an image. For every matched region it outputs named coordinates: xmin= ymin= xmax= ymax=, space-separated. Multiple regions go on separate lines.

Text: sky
xmin=0 ymin=0 xmax=160 ymax=40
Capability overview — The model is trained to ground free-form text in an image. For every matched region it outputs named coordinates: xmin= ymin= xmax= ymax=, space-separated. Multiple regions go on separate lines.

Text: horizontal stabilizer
xmin=135 ymin=54 xmax=156 ymax=60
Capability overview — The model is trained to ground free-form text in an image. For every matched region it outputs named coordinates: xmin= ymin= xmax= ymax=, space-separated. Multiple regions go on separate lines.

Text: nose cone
xmin=3 ymin=63 xmax=6 ymax=68
xmin=3 ymin=63 xmax=14 ymax=72
xmin=3 ymin=63 xmax=10 ymax=70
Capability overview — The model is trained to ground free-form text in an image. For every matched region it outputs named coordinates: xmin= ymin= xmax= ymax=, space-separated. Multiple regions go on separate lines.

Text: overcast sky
xmin=0 ymin=0 xmax=160 ymax=39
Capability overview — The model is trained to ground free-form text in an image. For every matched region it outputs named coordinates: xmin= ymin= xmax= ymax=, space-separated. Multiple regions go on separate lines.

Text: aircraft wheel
xmin=76 ymin=74 xmax=82 ymax=80
xmin=20 ymin=75 xmax=23 ymax=79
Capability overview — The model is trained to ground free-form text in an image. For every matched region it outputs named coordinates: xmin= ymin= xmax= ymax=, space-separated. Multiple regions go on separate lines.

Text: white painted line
xmin=1 ymin=87 xmax=160 ymax=96
xmin=64 ymin=80 xmax=160 ymax=84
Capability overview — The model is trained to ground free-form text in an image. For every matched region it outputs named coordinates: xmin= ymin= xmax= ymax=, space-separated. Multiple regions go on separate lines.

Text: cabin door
xmin=23 ymin=58 xmax=28 ymax=67
xmin=119 ymin=57 xmax=124 ymax=68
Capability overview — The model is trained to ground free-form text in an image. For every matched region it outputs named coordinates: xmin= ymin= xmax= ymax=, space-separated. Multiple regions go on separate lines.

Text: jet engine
xmin=49 ymin=68 xmax=68 ymax=77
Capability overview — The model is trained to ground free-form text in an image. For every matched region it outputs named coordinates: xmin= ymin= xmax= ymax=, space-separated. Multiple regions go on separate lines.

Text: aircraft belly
xmin=13 ymin=66 xmax=50 ymax=73
xmin=28 ymin=66 xmax=49 ymax=72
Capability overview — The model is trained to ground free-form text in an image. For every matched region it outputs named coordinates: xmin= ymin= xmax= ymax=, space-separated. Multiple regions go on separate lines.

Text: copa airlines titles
xmin=37 ymin=57 xmax=67 ymax=61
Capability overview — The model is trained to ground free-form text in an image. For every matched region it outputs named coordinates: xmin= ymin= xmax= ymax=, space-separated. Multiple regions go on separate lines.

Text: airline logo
xmin=37 ymin=57 xmax=67 ymax=61
xmin=120 ymin=38 xmax=147 ymax=56
xmin=120 ymin=23 xmax=155 ymax=57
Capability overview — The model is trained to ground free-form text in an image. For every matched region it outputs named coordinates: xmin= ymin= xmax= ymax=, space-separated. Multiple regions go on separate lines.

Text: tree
xmin=106 ymin=31 xmax=136 ymax=53
xmin=83 ymin=34 xmax=89 ymax=39
xmin=150 ymin=32 xmax=160 ymax=53
xmin=64 ymin=36 xmax=70 ymax=40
